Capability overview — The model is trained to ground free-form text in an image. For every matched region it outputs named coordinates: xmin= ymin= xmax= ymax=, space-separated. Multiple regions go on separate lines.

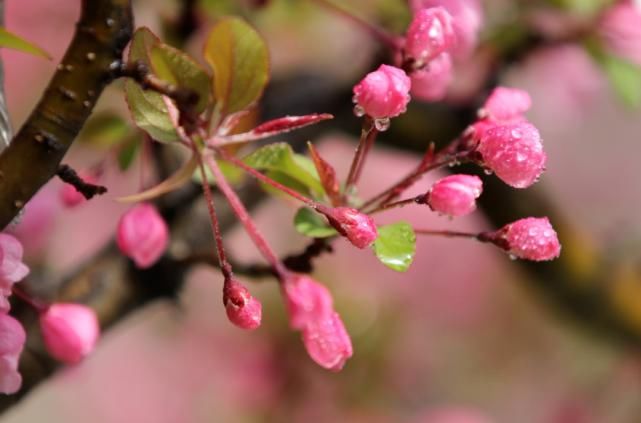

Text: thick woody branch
xmin=0 ymin=0 xmax=133 ymax=229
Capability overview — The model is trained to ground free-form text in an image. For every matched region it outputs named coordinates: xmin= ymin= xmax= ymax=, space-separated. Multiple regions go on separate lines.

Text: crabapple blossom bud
xmin=410 ymin=53 xmax=453 ymax=102
xmin=301 ymin=311 xmax=353 ymax=371
xmin=0 ymin=313 xmax=26 ymax=393
xmin=481 ymin=87 xmax=532 ymax=121
xmin=323 ymin=207 xmax=378 ymax=249
xmin=352 ymin=64 xmax=411 ymax=119
xmin=476 ymin=121 xmax=546 ymax=188
xmin=410 ymin=0 xmax=483 ymax=59
xmin=598 ymin=1 xmax=641 ymax=66
xmin=404 ymin=7 xmax=456 ymax=65
xmin=116 ymin=203 xmax=169 ymax=269
xmin=426 ymin=174 xmax=482 ymax=217
xmin=491 ymin=217 xmax=561 ymax=261
xmin=223 ymin=279 xmax=262 ymax=330
xmin=283 ymin=274 xmax=334 ymax=330
xmin=39 ymin=303 xmax=100 ymax=364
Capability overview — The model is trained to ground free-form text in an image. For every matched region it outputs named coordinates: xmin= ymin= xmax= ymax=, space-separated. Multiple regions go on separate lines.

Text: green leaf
xmin=0 ymin=27 xmax=50 ymax=59
xmin=204 ymin=17 xmax=269 ymax=115
xmin=601 ymin=55 xmax=641 ymax=108
xmin=78 ymin=112 xmax=131 ymax=148
xmin=373 ymin=222 xmax=416 ymax=272
xmin=294 ymin=207 xmax=337 ymax=238
xmin=118 ymin=155 xmax=199 ymax=202
xmin=243 ymin=142 xmax=323 ymax=196
xmin=125 ymin=80 xmax=179 ymax=142
xmin=125 ymin=27 xmax=179 ymax=143
xmin=192 ymin=160 xmax=244 ymax=185
xmin=150 ymin=43 xmax=211 ymax=112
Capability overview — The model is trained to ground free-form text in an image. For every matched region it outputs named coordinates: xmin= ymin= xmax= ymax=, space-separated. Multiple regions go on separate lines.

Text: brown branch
xmin=0 ymin=0 xmax=133 ymax=229
xmin=56 ymin=164 xmax=107 ymax=200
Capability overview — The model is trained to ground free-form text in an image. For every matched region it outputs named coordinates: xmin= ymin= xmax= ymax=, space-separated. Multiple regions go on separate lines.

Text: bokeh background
xmin=2 ymin=0 xmax=641 ymax=422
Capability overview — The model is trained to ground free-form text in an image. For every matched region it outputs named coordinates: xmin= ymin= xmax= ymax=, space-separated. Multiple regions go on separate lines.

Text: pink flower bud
xmin=482 ymin=87 xmax=532 ymax=122
xmin=411 ymin=0 xmax=483 ymax=59
xmin=353 ymin=64 xmax=411 ymax=119
xmin=426 ymin=174 xmax=482 ymax=217
xmin=492 ymin=217 xmax=561 ymax=261
xmin=59 ymin=173 xmax=98 ymax=208
xmin=40 ymin=303 xmax=100 ymax=364
xmin=0 ymin=234 xmax=29 ymax=294
xmin=410 ymin=53 xmax=453 ymax=102
xmin=116 ymin=203 xmax=169 ymax=269
xmin=301 ymin=312 xmax=353 ymax=371
xmin=223 ymin=279 xmax=262 ymax=330
xmin=323 ymin=207 xmax=378 ymax=249
xmin=476 ymin=121 xmax=546 ymax=188
xmin=283 ymin=274 xmax=334 ymax=330
xmin=405 ymin=7 xmax=456 ymax=65
xmin=598 ymin=1 xmax=641 ymax=66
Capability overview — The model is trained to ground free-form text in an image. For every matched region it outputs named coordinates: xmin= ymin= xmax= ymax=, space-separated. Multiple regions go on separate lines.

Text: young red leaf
xmin=307 ymin=142 xmax=341 ymax=206
xmin=216 ymin=114 xmax=333 ymax=145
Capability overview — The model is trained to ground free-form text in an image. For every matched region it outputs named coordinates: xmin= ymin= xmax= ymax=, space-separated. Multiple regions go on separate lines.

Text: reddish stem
xmin=370 ymin=196 xmax=421 ymax=214
xmin=414 ymin=229 xmax=479 ymax=239
xmin=214 ymin=147 xmax=321 ymax=209
xmin=195 ymin=151 xmax=233 ymax=279
xmin=203 ymin=153 xmax=289 ymax=278
xmin=344 ymin=117 xmax=377 ymax=197
xmin=12 ymin=285 xmax=48 ymax=313
xmin=311 ymin=0 xmax=403 ymax=50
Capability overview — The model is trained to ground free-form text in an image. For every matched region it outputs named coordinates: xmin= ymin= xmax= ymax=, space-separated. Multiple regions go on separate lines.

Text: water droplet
xmin=86 ymin=52 xmax=96 ymax=62
xmin=484 ymin=169 xmax=493 ymax=175
xmin=511 ymin=129 xmax=522 ymax=139
xmin=508 ymin=254 xmax=517 ymax=261
xmin=351 ymin=95 xmax=358 ymax=104
xmin=374 ymin=117 xmax=390 ymax=131
xmin=353 ymin=105 xmax=365 ymax=117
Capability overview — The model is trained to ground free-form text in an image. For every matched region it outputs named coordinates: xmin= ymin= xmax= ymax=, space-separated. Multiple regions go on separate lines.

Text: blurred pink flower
xmin=116 ymin=203 xmax=169 ymax=269
xmin=426 ymin=174 xmax=483 ymax=217
xmin=476 ymin=121 xmax=546 ymax=189
xmin=40 ymin=303 xmax=100 ymax=364
xmin=410 ymin=0 xmax=483 ymax=59
xmin=0 ymin=313 xmax=26 ymax=394
xmin=598 ymin=0 xmax=641 ymax=66
xmin=404 ymin=7 xmax=456 ymax=65
xmin=223 ymin=279 xmax=262 ymax=330
xmin=353 ymin=64 xmax=411 ymax=119
xmin=481 ymin=87 xmax=532 ymax=122
xmin=324 ymin=207 xmax=378 ymax=249
xmin=0 ymin=233 xmax=29 ymax=312
xmin=411 ymin=53 xmax=453 ymax=102
xmin=301 ymin=311 xmax=353 ymax=371
xmin=414 ymin=406 xmax=493 ymax=422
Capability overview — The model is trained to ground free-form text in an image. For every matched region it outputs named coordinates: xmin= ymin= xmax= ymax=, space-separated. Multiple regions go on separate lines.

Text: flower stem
xmin=370 ymin=196 xmax=421 ymax=214
xmin=344 ymin=117 xmax=377 ymax=198
xmin=310 ymin=0 xmax=402 ymax=50
xmin=195 ymin=150 xmax=233 ymax=279
xmin=12 ymin=285 xmax=47 ymax=313
xmin=203 ymin=152 xmax=289 ymax=278
xmin=213 ymin=146 xmax=321 ymax=209
xmin=414 ymin=229 xmax=479 ymax=239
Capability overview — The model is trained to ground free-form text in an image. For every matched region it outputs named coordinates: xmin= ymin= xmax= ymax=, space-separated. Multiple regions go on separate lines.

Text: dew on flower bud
xmin=323 ymin=207 xmax=378 ymax=249
xmin=374 ymin=117 xmax=391 ymax=131
xmin=352 ymin=65 xmax=411 ymax=119
xmin=492 ymin=217 xmax=561 ymax=261
xmin=483 ymin=169 xmax=493 ymax=175
xmin=353 ymin=105 xmax=365 ymax=117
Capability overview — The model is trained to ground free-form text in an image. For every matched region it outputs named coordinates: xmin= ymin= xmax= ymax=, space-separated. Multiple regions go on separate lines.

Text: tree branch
xmin=0 ymin=0 xmax=133 ymax=229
